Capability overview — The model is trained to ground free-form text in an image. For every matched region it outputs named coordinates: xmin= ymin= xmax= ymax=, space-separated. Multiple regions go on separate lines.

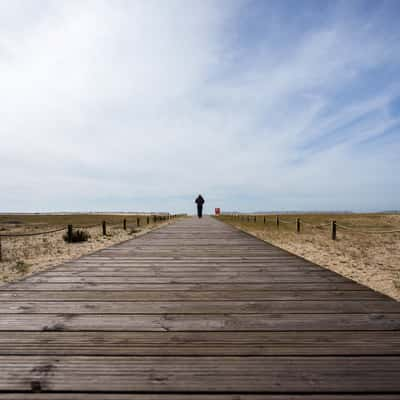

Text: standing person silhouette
xmin=195 ymin=194 xmax=205 ymax=218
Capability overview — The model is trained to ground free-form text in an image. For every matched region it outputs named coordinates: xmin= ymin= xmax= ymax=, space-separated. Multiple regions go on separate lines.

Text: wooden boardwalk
xmin=0 ymin=216 xmax=400 ymax=399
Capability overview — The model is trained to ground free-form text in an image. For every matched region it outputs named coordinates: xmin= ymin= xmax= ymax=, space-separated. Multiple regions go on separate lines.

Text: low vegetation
xmin=63 ymin=229 xmax=90 ymax=243
xmin=11 ymin=260 xmax=30 ymax=275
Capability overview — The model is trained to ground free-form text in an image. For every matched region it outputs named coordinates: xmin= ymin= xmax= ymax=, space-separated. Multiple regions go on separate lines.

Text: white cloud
xmin=0 ymin=1 xmax=399 ymax=212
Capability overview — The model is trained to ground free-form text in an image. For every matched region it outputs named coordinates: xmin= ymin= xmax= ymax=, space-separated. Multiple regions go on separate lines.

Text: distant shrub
xmin=12 ymin=261 xmax=30 ymax=274
xmin=63 ymin=229 xmax=90 ymax=243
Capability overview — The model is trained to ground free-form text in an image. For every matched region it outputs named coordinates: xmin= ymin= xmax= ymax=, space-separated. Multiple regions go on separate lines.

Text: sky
xmin=1 ymin=0 xmax=400 ymax=214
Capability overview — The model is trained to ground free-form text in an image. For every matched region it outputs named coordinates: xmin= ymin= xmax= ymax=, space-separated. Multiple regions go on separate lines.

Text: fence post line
xmin=264 ymin=216 xmax=266 ymax=224
xmin=331 ymin=220 xmax=337 ymax=240
xmin=67 ymin=224 xmax=73 ymax=243
xmin=296 ymin=218 xmax=301 ymax=233
xmin=137 ymin=217 xmax=140 ymax=227
xmin=123 ymin=219 xmax=127 ymax=230
xmin=254 ymin=216 xmax=256 ymax=223
xmin=276 ymin=216 xmax=280 ymax=229
xmin=147 ymin=216 xmax=150 ymax=225
xmin=102 ymin=221 xmax=106 ymax=236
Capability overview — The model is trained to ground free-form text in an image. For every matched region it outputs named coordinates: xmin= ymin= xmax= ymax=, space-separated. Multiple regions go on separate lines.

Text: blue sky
xmin=0 ymin=0 xmax=399 ymax=214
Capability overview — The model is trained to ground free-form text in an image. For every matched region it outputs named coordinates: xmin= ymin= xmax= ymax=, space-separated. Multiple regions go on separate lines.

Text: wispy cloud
xmin=1 ymin=0 xmax=399 ymax=212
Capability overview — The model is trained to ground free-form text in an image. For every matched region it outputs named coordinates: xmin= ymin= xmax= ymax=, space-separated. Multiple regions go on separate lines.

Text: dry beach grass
xmin=0 ymin=214 xmax=170 ymax=284
xmin=219 ymin=213 xmax=400 ymax=301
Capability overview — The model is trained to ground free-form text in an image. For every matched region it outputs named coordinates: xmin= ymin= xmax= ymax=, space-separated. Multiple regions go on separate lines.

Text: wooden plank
xmin=70 ymin=257 xmax=311 ymax=261
xmin=42 ymin=269 xmax=343 ymax=276
xmin=38 ymin=269 xmax=348 ymax=277
xmin=0 ymin=290 xmax=387 ymax=301
xmin=66 ymin=258 xmax=313 ymax=262
xmin=1 ymin=356 xmax=400 ymax=392
xmin=0 ymin=395 xmax=399 ymax=400
xmin=0 ymin=300 xmax=398 ymax=314
xmin=1 ymin=313 xmax=399 ymax=331
xmin=0 ymin=331 xmax=399 ymax=355
xmin=53 ymin=265 xmax=322 ymax=272
xmin=23 ymin=275 xmax=350 ymax=283
xmin=1 ymin=282 xmax=367 ymax=290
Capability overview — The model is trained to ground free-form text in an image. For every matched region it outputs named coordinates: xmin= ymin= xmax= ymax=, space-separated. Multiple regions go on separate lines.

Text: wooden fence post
xmin=276 ymin=216 xmax=280 ymax=229
xmin=254 ymin=216 xmax=256 ymax=223
xmin=137 ymin=217 xmax=140 ymax=227
xmin=296 ymin=218 xmax=301 ymax=233
xmin=0 ymin=236 xmax=2 ymax=262
xmin=67 ymin=224 xmax=73 ymax=243
xmin=331 ymin=220 xmax=337 ymax=240
xmin=147 ymin=216 xmax=150 ymax=225
xmin=102 ymin=221 xmax=106 ymax=236
xmin=264 ymin=216 xmax=266 ymax=224
xmin=123 ymin=219 xmax=127 ymax=230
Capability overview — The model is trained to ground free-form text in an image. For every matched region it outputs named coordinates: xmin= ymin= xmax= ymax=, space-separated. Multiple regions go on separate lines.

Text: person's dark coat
xmin=195 ymin=195 xmax=205 ymax=206
xmin=195 ymin=195 xmax=205 ymax=218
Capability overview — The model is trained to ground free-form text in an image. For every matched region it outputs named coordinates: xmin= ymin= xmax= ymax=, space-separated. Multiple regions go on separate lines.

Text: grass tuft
xmin=12 ymin=260 xmax=30 ymax=274
xmin=63 ymin=229 xmax=90 ymax=243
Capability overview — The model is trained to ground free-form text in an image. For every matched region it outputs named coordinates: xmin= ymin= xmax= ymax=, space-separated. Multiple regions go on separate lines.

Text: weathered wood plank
xmin=1 ymin=356 xmax=400 ymax=392
xmin=0 ymin=331 xmax=399 ymax=355
xmin=0 ymin=300 xmax=398 ymax=314
xmin=1 ymin=313 xmax=399 ymax=331
xmin=42 ymin=269 xmax=344 ymax=276
xmin=51 ymin=266 xmax=324 ymax=273
xmin=23 ymin=275 xmax=351 ymax=283
xmin=0 ymin=395 xmax=399 ymax=400
xmin=1 ymin=282 xmax=366 ymax=290
xmin=0 ymin=290 xmax=387 ymax=301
